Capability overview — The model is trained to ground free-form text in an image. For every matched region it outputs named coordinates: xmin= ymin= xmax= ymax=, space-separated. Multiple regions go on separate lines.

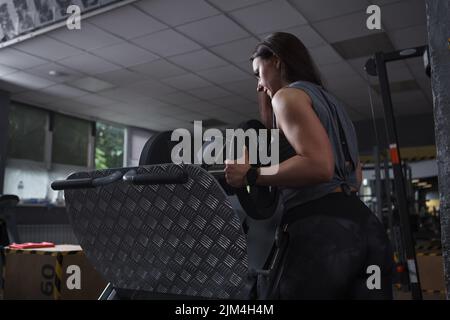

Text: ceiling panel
xmin=47 ymin=98 xmax=90 ymax=112
xmin=168 ymin=49 xmax=227 ymax=72
xmin=129 ymin=59 xmax=188 ymax=79
xmin=386 ymin=60 xmax=415 ymax=82
xmin=347 ymin=56 xmax=373 ymax=78
xmin=1 ymin=72 xmax=55 ymax=90
xmin=308 ymin=45 xmax=344 ymax=66
xmin=90 ymin=42 xmax=159 ymax=67
xmin=221 ymin=79 xmax=258 ymax=97
xmin=99 ymin=87 xmax=154 ymax=103
xmin=124 ymin=97 xmax=171 ymax=111
xmin=87 ymin=104 xmax=129 ymax=118
xmin=152 ymin=104 xmax=190 ymax=117
xmin=68 ymin=77 xmax=116 ymax=93
xmin=222 ymin=78 xmax=258 ymax=102
xmin=210 ymin=37 xmax=260 ymax=63
xmin=176 ymin=15 xmax=250 ymax=47
xmin=201 ymin=109 xmax=249 ymax=125
xmin=26 ymin=63 xmax=84 ymax=83
xmin=12 ymin=91 xmax=56 ymax=105
xmin=125 ymin=79 xmax=178 ymax=96
xmin=230 ymin=0 xmax=308 ymax=34
xmin=289 ymin=0 xmax=370 ymax=22
xmin=131 ymin=29 xmax=201 ymax=57
xmin=188 ymin=85 xmax=233 ymax=100
xmin=0 ymin=48 xmax=48 ymax=70
xmin=277 ymin=24 xmax=327 ymax=48
xmin=210 ymin=95 xmax=253 ymax=109
xmin=162 ymin=73 xmax=212 ymax=90
xmin=0 ymin=64 xmax=18 ymax=77
xmin=181 ymin=101 xmax=221 ymax=113
xmin=95 ymin=68 xmax=150 ymax=86
xmin=236 ymin=61 xmax=254 ymax=75
xmin=172 ymin=111 xmax=211 ymax=122
xmin=208 ymin=0 xmax=270 ymax=12
xmin=135 ymin=0 xmax=219 ymax=26
xmin=157 ymin=91 xmax=201 ymax=104
xmin=331 ymin=33 xmax=394 ymax=59
xmin=89 ymin=5 xmax=167 ymax=38
xmin=74 ymin=94 xmax=119 ymax=107
xmin=0 ymin=80 xmax=26 ymax=93
xmin=58 ymin=53 xmax=121 ymax=75
xmin=312 ymin=11 xmax=384 ymax=43
xmin=389 ymin=24 xmax=428 ymax=49
xmin=325 ymin=73 xmax=374 ymax=106
xmin=49 ymin=22 xmax=122 ymax=51
xmin=41 ymin=84 xmax=89 ymax=99
xmin=196 ymin=65 xmax=252 ymax=84
xmin=14 ymin=35 xmax=84 ymax=61
xmin=380 ymin=0 xmax=427 ymax=31
xmin=318 ymin=61 xmax=359 ymax=82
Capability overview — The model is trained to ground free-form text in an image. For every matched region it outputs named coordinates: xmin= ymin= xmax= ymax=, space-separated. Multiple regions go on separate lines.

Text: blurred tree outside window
xmin=95 ymin=122 xmax=124 ymax=169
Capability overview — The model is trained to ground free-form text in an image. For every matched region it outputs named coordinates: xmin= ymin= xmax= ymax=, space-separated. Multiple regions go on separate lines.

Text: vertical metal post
xmin=44 ymin=113 xmax=54 ymax=171
xmin=383 ymin=155 xmax=394 ymax=239
xmin=373 ymin=146 xmax=383 ymax=221
xmin=375 ymin=52 xmax=422 ymax=299
xmin=123 ymin=127 xmax=130 ymax=168
xmin=87 ymin=122 xmax=96 ymax=170
xmin=0 ymin=90 xmax=10 ymax=194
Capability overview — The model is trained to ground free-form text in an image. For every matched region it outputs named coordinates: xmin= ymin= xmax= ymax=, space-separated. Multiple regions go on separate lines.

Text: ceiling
xmin=0 ymin=0 xmax=432 ymax=132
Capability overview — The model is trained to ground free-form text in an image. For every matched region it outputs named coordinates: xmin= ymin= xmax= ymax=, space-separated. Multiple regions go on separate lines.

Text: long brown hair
xmin=251 ymin=32 xmax=323 ymax=128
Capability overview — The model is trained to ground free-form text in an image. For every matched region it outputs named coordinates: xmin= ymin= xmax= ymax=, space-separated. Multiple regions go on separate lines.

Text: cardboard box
xmin=416 ymin=255 xmax=445 ymax=291
xmin=2 ymin=244 xmax=107 ymax=300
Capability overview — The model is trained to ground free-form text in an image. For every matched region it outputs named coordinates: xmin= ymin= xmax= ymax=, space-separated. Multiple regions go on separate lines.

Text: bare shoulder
xmin=272 ymin=87 xmax=313 ymax=113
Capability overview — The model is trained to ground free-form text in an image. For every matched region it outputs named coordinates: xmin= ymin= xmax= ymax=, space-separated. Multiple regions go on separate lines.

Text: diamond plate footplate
xmin=64 ymin=164 xmax=250 ymax=299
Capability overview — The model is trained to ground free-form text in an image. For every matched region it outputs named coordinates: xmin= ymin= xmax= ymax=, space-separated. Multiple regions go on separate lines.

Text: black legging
xmin=277 ymin=192 xmax=394 ymax=299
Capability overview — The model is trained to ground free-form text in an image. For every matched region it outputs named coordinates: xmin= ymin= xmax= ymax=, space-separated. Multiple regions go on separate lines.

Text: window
xmin=127 ymin=127 xmax=153 ymax=167
xmin=7 ymin=102 xmax=46 ymax=162
xmin=52 ymin=114 xmax=91 ymax=167
xmin=4 ymin=104 xmax=93 ymax=202
xmin=95 ymin=122 xmax=124 ymax=169
xmin=3 ymin=103 xmax=128 ymax=203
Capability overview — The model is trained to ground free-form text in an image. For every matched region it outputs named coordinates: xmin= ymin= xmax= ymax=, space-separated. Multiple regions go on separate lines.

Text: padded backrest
xmin=139 ymin=131 xmax=175 ymax=165
xmin=64 ymin=164 xmax=251 ymax=299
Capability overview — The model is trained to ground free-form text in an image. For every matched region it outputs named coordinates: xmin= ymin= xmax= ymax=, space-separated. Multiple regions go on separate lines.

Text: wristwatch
xmin=245 ymin=167 xmax=259 ymax=187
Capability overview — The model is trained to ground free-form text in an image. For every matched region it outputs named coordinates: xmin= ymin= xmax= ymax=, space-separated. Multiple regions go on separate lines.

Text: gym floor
xmin=0 ymin=0 xmax=448 ymax=303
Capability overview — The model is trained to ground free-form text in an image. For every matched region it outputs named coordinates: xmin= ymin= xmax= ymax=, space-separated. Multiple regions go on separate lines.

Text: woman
xmin=224 ymin=32 xmax=393 ymax=299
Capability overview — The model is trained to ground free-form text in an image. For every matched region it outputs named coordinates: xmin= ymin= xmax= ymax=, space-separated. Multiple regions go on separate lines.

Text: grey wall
xmin=353 ymin=112 xmax=435 ymax=154
xmin=0 ymin=90 xmax=11 ymax=194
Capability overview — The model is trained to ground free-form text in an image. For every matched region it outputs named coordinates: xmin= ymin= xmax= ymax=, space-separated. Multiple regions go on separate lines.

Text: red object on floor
xmin=396 ymin=264 xmax=405 ymax=273
xmin=9 ymin=242 xmax=55 ymax=249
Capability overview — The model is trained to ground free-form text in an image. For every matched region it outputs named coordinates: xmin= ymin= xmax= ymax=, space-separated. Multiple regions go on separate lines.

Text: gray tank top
xmin=275 ymin=80 xmax=360 ymax=211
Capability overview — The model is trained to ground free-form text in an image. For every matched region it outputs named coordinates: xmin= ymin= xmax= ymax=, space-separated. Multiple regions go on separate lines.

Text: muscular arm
xmin=256 ymin=88 xmax=335 ymax=188
xmin=356 ymin=161 xmax=363 ymax=190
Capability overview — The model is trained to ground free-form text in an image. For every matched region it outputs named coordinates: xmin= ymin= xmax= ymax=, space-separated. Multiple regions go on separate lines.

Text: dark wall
xmin=353 ymin=112 xmax=435 ymax=154
xmin=0 ymin=90 xmax=11 ymax=194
